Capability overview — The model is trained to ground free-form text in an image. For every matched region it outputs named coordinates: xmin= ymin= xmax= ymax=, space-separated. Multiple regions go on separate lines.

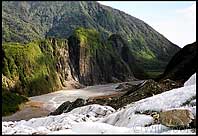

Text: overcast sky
xmin=98 ymin=1 xmax=196 ymax=48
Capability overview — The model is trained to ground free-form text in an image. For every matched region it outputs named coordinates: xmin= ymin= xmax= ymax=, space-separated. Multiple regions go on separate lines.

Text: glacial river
xmin=2 ymin=81 xmax=144 ymax=121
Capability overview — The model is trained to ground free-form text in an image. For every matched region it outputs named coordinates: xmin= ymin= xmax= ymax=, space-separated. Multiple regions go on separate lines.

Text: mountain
xmin=2 ymin=1 xmax=180 ymax=73
xmin=157 ymin=42 xmax=197 ymax=83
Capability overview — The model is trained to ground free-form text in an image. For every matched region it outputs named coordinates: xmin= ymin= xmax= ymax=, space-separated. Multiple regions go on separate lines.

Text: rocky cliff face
xmin=68 ymin=28 xmax=135 ymax=85
xmin=48 ymin=38 xmax=81 ymax=89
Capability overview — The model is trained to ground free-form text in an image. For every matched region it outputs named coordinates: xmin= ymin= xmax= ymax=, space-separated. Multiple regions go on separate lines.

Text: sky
xmin=98 ymin=1 xmax=196 ymax=48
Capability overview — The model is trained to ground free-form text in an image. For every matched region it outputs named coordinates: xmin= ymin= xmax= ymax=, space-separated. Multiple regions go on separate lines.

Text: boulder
xmin=67 ymin=98 xmax=87 ymax=113
xmin=159 ymin=109 xmax=194 ymax=128
xmin=49 ymin=98 xmax=86 ymax=116
xmin=49 ymin=101 xmax=71 ymax=116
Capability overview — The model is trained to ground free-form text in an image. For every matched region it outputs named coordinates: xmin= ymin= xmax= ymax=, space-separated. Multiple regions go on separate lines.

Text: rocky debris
xmin=49 ymin=101 xmax=71 ymax=116
xmin=142 ymin=109 xmax=196 ymax=129
xmin=115 ymin=82 xmax=141 ymax=91
xmin=159 ymin=109 xmax=194 ymax=128
xmin=158 ymin=79 xmax=183 ymax=92
xmin=122 ymin=81 xmax=147 ymax=96
xmin=49 ymin=79 xmax=183 ymax=115
xmin=122 ymin=79 xmax=182 ymax=101
xmin=189 ymin=99 xmax=196 ymax=107
xmin=140 ymin=109 xmax=196 ymax=129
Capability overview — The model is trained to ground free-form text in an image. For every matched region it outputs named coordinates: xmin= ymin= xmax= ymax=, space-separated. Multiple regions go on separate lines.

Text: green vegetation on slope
xmin=2 ymin=40 xmax=66 ymax=115
xmin=73 ymin=27 xmax=102 ymax=55
xmin=2 ymin=90 xmax=28 ymax=116
xmin=2 ymin=41 xmax=61 ymax=96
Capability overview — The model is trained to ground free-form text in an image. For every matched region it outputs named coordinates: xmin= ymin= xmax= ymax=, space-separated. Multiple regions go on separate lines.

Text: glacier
xmin=2 ymin=73 xmax=196 ymax=134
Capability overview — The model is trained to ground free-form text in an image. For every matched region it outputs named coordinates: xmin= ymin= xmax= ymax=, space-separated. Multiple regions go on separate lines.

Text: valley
xmin=2 ymin=1 xmax=196 ymax=135
xmin=2 ymin=81 xmax=143 ymax=121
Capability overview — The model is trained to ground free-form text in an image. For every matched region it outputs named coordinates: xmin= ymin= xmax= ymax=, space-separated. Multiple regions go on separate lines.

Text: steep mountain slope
xmin=157 ymin=42 xmax=197 ymax=83
xmin=2 ymin=1 xmax=180 ymax=73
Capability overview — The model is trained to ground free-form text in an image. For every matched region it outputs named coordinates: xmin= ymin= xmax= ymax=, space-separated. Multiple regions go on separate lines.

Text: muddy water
xmin=2 ymin=81 xmax=144 ymax=121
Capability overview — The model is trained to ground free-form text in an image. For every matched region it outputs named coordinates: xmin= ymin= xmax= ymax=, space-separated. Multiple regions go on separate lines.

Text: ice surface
xmin=184 ymin=73 xmax=196 ymax=86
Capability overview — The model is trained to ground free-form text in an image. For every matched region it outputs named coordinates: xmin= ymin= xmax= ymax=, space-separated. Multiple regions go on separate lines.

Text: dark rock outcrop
xmin=157 ymin=42 xmax=197 ymax=83
xmin=50 ymin=98 xmax=86 ymax=116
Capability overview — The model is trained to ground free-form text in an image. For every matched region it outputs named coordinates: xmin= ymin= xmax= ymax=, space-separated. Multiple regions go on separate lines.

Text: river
xmin=2 ymin=81 xmax=144 ymax=121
